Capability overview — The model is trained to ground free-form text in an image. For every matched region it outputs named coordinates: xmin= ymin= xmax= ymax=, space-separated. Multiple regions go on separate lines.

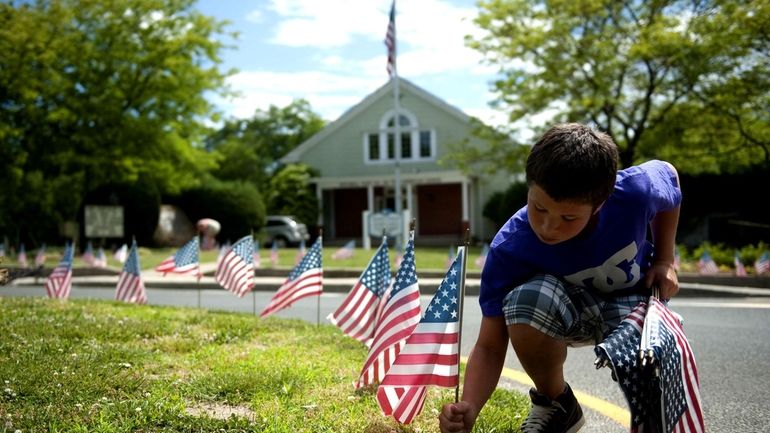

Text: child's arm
xmin=439 ymin=316 xmax=509 ymax=432
xmin=644 ymin=161 xmax=681 ymax=299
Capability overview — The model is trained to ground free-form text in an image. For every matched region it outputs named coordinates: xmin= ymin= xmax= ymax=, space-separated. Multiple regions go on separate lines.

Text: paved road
xmin=2 ymin=284 xmax=769 ymax=433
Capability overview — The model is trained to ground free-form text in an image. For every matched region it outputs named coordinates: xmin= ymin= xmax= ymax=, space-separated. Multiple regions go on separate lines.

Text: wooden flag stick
xmin=455 ymin=228 xmax=471 ymax=403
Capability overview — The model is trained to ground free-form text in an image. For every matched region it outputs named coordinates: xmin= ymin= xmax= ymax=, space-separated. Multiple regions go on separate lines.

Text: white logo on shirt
xmin=564 ymin=241 xmax=640 ymax=293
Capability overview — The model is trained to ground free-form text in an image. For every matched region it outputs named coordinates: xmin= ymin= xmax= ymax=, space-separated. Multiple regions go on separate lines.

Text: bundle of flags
xmin=696 ymin=251 xmax=718 ymax=275
xmin=594 ymin=293 xmax=704 ymax=433
xmin=328 ymin=236 xmax=391 ymax=343
xmin=155 ymin=236 xmax=201 ymax=279
xmin=377 ymin=245 xmax=465 ymax=424
xmin=260 ymin=237 xmax=323 ymax=318
xmin=331 ymin=240 xmax=356 ymax=260
xmin=755 ymin=251 xmax=770 ymax=276
xmin=355 ymin=230 xmax=421 ymax=389
xmin=214 ymin=235 xmax=255 ymax=298
xmin=115 ymin=240 xmax=147 ymax=304
xmin=45 ymin=243 xmax=74 ymax=299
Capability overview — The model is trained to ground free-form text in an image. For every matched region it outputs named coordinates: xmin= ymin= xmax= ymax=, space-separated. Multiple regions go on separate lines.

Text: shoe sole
xmin=565 ymin=415 xmax=586 ymax=433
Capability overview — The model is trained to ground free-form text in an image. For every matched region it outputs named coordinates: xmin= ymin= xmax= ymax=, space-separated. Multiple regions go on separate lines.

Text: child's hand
xmin=439 ymin=401 xmax=477 ymax=433
xmin=643 ymin=260 xmax=679 ymax=300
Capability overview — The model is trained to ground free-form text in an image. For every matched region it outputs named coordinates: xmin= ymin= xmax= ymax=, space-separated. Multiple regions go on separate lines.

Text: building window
xmin=364 ymin=109 xmax=435 ymax=164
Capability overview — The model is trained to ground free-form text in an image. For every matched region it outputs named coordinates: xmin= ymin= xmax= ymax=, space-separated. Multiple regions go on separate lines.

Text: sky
xmin=194 ymin=0 xmax=510 ymax=129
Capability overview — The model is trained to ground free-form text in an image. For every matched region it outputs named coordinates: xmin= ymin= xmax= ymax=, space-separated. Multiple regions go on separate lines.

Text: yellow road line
xmin=461 ymin=356 xmax=630 ymax=428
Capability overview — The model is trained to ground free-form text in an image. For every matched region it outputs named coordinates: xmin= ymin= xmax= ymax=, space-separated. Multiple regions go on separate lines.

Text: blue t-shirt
xmin=479 ymin=160 xmax=681 ymax=317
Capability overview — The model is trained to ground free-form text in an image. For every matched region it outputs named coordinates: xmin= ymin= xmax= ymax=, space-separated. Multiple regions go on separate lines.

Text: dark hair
xmin=525 ymin=123 xmax=619 ymax=207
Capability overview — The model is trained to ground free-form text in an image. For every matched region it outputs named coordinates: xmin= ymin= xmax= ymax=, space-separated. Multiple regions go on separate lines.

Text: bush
xmin=483 ymin=181 xmax=528 ymax=228
xmin=172 ymin=180 xmax=266 ymax=244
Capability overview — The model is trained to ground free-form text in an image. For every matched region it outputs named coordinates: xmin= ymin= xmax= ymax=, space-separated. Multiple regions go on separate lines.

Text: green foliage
xmin=172 ymin=179 xmax=266 ymax=243
xmin=0 ymin=0 xmax=232 ymax=243
xmin=267 ymin=164 xmax=320 ymax=227
xmin=679 ymin=241 xmax=769 ymax=273
xmin=482 ymin=181 xmax=529 ymax=229
xmin=207 ymin=99 xmax=326 ymax=190
xmin=0 ymin=298 xmax=528 ymax=431
xmin=461 ymin=0 xmax=769 ymax=174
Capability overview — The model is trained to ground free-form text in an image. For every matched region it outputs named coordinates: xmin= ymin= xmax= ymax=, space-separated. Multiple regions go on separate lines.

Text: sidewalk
xmin=7 ymin=263 xmax=770 ymax=298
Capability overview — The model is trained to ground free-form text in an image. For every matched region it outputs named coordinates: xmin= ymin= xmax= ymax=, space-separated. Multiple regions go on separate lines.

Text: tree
xmin=0 ymin=0 xmax=231 ymax=242
xmin=462 ymin=0 xmax=769 ymax=174
xmin=267 ymin=164 xmax=319 ymax=228
xmin=206 ymin=99 xmax=326 ymax=189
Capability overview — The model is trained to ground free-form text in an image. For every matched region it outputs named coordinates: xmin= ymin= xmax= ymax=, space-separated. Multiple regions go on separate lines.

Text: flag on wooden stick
xmin=328 ymin=236 xmax=390 ymax=343
xmin=115 ymin=240 xmax=147 ymax=304
xmin=377 ymin=246 xmax=466 ymax=424
xmin=355 ymin=230 xmax=420 ymax=389
xmin=260 ymin=237 xmax=323 ymax=318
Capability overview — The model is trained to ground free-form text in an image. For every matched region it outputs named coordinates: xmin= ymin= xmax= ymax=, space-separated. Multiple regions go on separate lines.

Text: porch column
xmin=461 ymin=179 xmax=470 ymax=236
xmin=367 ymin=184 xmax=375 ymax=212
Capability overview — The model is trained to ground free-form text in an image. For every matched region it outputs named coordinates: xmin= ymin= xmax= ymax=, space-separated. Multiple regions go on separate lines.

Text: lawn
xmin=0 ymin=297 xmax=528 ymax=432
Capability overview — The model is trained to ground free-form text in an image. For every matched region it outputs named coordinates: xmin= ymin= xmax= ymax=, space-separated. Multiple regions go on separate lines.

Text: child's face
xmin=526 ymin=184 xmax=596 ymax=245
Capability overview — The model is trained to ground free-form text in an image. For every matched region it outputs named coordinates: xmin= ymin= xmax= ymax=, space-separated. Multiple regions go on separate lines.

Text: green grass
xmin=21 ymin=245 xmax=488 ymax=273
xmin=0 ymin=297 xmax=528 ymax=432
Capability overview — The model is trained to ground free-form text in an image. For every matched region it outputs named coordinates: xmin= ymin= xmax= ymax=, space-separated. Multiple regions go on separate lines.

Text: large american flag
xmin=45 ymin=243 xmax=74 ymax=299
xmin=328 ymin=237 xmax=391 ymax=343
xmin=115 ymin=240 xmax=147 ymax=304
xmin=155 ymin=236 xmax=201 ymax=278
xmin=696 ymin=251 xmax=718 ymax=275
xmin=385 ymin=0 xmax=396 ymax=76
xmin=355 ymin=231 xmax=421 ymax=389
xmin=260 ymin=237 xmax=323 ymax=318
xmin=595 ymin=298 xmax=704 ymax=433
xmin=377 ymin=246 xmax=465 ymax=424
xmin=755 ymin=251 xmax=770 ymax=275
xmin=215 ymin=235 xmax=255 ymax=298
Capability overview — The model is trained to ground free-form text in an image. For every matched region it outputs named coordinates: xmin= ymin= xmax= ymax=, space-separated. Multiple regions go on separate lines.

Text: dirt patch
xmin=185 ymin=402 xmax=255 ymax=421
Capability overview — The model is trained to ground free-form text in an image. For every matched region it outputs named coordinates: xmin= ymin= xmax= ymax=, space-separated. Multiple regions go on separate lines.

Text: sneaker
xmin=520 ymin=384 xmax=585 ymax=433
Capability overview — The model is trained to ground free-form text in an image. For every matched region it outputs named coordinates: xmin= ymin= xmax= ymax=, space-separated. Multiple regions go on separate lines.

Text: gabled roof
xmin=281 ymin=77 xmax=472 ymax=163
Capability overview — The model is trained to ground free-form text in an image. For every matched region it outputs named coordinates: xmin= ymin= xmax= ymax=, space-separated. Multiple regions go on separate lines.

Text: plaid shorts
xmin=502 ymin=274 xmax=647 ymax=347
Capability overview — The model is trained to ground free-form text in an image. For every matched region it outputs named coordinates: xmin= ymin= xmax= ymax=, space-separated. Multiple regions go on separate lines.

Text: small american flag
xmin=115 ymin=240 xmax=147 ymax=304
xmin=216 ymin=241 xmax=230 ymax=268
xmin=34 ymin=244 xmax=47 ymax=267
xmin=82 ymin=241 xmax=95 ymax=266
xmin=595 ymin=299 xmax=704 ymax=433
xmin=332 ymin=240 xmax=356 ymax=260
xmin=93 ymin=247 xmax=107 ymax=268
xmin=328 ymin=237 xmax=391 ymax=343
xmin=355 ymin=230 xmax=421 ymax=389
xmin=673 ymin=247 xmax=681 ymax=272
xmin=445 ymin=245 xmax=454 ymax=270
xmin=377 ymin=246 xmax=465 ymax=424
xmin=474 ymin=243 xmax=489 ymax=269
xmin=734 ymin=251 xmax=747 ymax=277
xmin=253 ymin=239 xmax=262 ymax=269
xmin=696 ymin=251 xmax=718 ymax=275
xmin=215 ymin=235 xmax=255 ymax=298
xmin=260 ymin=237 xmax=323 ymax=318
xmin=755 ymin=251 xmax=770 ymax=275
xmin=45 ymin=243 xmax=74 ymax=299
xmin=270 ymin=242 xmax=279 ymax=267
xmin=385 ymin=0 xmax=396 ymax=76
xmin=155 ymin=236 xmax=201 ymax=278
xmin=114 ymin=243 xmax=128 ymax=264
xmin=295 ymin=239 xmax=307 ymax=265
xmin=17 ymin=243 xmax=28 ymax=268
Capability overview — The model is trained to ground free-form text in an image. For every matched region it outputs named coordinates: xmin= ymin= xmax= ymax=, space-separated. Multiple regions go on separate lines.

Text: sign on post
xmin=368 ymin=211 xmax=403 ymax=237
xmin=84 ymin=205 xmax=124 ymax=238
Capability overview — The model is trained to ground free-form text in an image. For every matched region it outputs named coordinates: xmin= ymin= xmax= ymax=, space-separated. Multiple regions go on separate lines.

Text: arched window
xmin=364 ymin=109 xmax=435 ymax=164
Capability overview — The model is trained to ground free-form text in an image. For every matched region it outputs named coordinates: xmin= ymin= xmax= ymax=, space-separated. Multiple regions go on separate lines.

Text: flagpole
xmin=317 ymin=228 xmax=323 ymax=326
xmin=455 ymin=228 xmax=470 ymax=403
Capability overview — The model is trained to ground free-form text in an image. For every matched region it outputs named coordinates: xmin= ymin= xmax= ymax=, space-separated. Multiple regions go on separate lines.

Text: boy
xmin=439 ymin=123 xmax=681 ymax=433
